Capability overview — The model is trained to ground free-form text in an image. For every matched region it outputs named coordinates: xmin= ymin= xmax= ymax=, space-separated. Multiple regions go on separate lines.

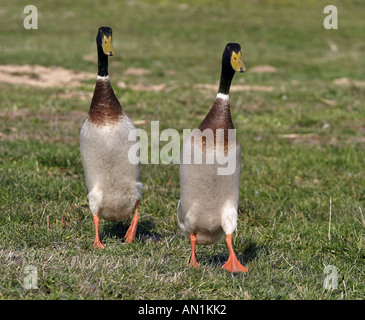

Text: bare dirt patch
xmin=0 ymin=64 xmax=94 ymax=88
xmin=0 ymin=64 xmax=275 ymax=96
xmin=56 ymin=90 xmax=93 ymax=101
xmin=129 ymin=83 xmax=166 ymax=92
xmin=124 ymin=67 xmax=151 ymax=76
xmin=333 ymin=77 xmax=365 ymax=88
xmin=279 ymin=133 xmax=320 ymax=146
xmin=0 ymin=108 xmax=87 ymax=123
xmin=348 ymin=137 xmax=365 ymax=143
xmin=0 ymin=107 xmax=87 ymax=143
xmin=117 ymin=81 xmax=167 ymax=92
xmin=249 ymin=65 xmax=277 ymax=73
xmin=82 ymin=53 xmax=96 ymax=63
xmin=194 ymin=83 xmax=274 ymax=93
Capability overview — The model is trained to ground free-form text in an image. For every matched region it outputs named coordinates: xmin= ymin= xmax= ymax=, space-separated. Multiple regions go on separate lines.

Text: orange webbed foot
xmin=189 ymin=255 xmax=199 ymax=268
xmin=222 ymin=234 xmax=248 ymax=273
xmin=93 ymin=239 xmax=105 ymax=249
xmin=93 ymin=215 xmax=105 ymax=249
xmin=125 ymin=200 xmax=140 ymax=243
xmin=189 ymin=233 xmax=199 ymax=268
xmin=222 ymin=254 xmax=248 ymax=273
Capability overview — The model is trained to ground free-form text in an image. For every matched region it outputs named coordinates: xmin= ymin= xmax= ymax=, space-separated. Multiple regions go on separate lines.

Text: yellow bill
xmin=231 ymin=51 xmax=246 ymax=73
xmin=102 ymin=35 xmax=115 ymax=56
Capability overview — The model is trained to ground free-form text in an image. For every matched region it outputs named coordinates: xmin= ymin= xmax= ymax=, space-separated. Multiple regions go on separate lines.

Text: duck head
xmin=223 ymin=43 xmax=246 ymax=73
xmin=97 ymin=26 xmax=115 ymax=57
xmin=218 ymin=43 xmax=246 ymax=95
xmin=96 ymin=27 xmax=115 ymax=77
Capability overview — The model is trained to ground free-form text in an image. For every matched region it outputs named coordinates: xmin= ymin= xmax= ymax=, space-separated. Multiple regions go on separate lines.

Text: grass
xmin=0 ymin=0 xmax=364 ymax=299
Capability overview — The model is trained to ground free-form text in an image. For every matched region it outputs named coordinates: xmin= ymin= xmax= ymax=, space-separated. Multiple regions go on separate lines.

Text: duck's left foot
xmin=93 ymin=238 xmax=105 ymax=249
xmin=189 ymin=254 xmax=199 ymax=268
xmin=93 ymin=215 xmax=105 ymax=249
xmin=125 ymin=200 xmax=140 ymax=243
xmin=189 ymin=233 xmax=199 ymax=268
xmin=222 ymin=255 xmax=248 ymax=273
xmin=189 ymin=259 xmax=199 ymax=268
xmin=222 ymin=234 xmax=248 ymax=273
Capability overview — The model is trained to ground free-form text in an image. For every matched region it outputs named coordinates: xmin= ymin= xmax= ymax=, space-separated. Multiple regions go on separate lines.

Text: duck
xmin=177 ymin=43 xmax=248 ymax=273
xmin=80 ymin=27 xmax=142 ymax=249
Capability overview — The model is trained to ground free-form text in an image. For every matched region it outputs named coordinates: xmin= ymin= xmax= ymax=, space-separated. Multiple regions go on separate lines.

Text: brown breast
xmin=198 ymin=97 xmax=235 ymax=152
xmin=88 ymin=78 xmax=123 ymax=125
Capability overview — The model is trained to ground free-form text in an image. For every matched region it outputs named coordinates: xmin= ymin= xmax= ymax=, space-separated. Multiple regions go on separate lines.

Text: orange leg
xmin=93 ymin=215 xmax=105 ymax=249
xmin=189 ymin=233 xmax=198 ymax=268
xmin=222 ymin=234 xmax=248 ymax=273
xmin=125 ymin=200 xmax=140 ymax=243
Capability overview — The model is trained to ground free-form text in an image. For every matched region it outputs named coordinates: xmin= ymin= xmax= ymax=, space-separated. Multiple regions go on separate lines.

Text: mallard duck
xmin=177 ymin=43 xmax=248 ymax=273
xmin=80 ymin=27 xmax=142 ymax=249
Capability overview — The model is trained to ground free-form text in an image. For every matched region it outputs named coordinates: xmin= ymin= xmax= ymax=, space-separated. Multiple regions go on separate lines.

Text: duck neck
xmin=218 ymin=62 xmax=235 ymax=96
xmin=97 ymin=45 xmax=108 ymax=77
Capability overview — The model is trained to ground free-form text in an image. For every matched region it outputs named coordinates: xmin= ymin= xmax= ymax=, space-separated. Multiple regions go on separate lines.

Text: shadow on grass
xmin=100 ymin=215 xmax=161 ymax=243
